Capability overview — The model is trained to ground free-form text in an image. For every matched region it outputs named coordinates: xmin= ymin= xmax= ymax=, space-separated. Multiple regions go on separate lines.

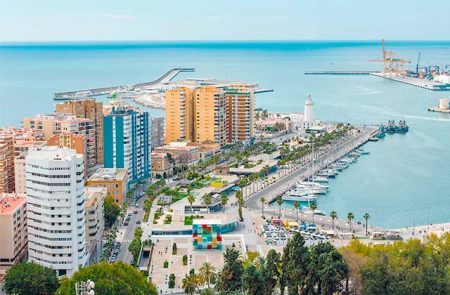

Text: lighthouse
xmin=304 ymin=94 xmax=315 ymax=122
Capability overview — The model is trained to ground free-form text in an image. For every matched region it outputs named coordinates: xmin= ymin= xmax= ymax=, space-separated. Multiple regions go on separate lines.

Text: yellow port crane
xmin=370 ymin=39 xmax=411 ymax=77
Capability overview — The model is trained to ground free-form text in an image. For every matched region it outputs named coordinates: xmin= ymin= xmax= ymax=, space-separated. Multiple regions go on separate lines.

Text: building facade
xmin=26 ymin=147 xmax=87 ymax=276
xmin=154 ymin=142 xmax=199 ymax=167
xmin=164 ymin=84 xmax=255 ymax=146
xmin=0 ymin=134 xmax=15 ymax=193
xmin=14 ymin=140 xmax=48 ymax=194
xmin=22 ymin=113 xmax=97 ymax=175
xmin=165 ymin=87 xmax=194 ymax=144
xmin=151 ymin=117 xmax=165 ymax=149
xmin=194 ymin=86 xmax=228 ymax=145
xmin=225 ymin=84 xmax=255 ymax=143
xmin=103 ymin=107 xmax=151 ymax=184
xmin=151 ymin=152 xmax=174 ymax=179
xmin=55 ymin=99 xmax=104 ymax=164
xmin=87 ymin=168 xmax=128 ymax=204
xmin=84 ymin=187 xmax=106 ymax=264
xmin=47 ymin=132 xmax=87 ymax=178
xmin=0 ymin=194 xmax=27 ymax=281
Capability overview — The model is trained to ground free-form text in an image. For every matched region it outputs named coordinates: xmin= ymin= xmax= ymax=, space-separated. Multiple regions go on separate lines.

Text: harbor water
xmin=1 ymin=41 xmax=449 ymax=228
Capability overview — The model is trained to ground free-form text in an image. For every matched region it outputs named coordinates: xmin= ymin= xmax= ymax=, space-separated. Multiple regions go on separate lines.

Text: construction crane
xmin=370 ymin=39 xmax=411 ymax=77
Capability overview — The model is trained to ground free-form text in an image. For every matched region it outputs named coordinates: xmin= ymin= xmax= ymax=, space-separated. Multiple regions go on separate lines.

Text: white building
xmin=304 ymin=94 xmax=315 ymax=123
xmin=26 ymin=146 xmax=87 ymax=276
xmin=84 ymin=187 xmax=106 ymax=265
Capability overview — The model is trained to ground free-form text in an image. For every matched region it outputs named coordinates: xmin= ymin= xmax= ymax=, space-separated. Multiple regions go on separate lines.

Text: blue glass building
xmin=103 ymin=107 xmax=151 ymax=185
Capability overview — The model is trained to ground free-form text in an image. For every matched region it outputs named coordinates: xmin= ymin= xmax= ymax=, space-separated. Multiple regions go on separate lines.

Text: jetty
xmin=304 ymin=70 xmax=378 ymax=75
xmin=370 ymin=73 xmax=450 ymax=91
xmin=54 ymin=67 xmax=195 ymax=100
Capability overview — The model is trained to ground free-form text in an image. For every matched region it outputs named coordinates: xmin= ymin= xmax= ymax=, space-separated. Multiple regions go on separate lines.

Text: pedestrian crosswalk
xmin=122 ymin=239 xmax=133 ymax=243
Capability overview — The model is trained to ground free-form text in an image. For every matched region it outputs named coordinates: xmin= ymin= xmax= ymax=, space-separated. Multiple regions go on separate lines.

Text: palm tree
xmin=363 ymin=213 xmax=370 ymax=236
xmin=310 ymin=203 xmax=317 ymax=224
xmin=276 ymin=196 xmax=283 ymax=218
xmin=347 ymin=212 xmax=355 ymax=232
xmin=221 ymin=193 xmax=228 ymax=212
xmin=293 ymin=201 xmax=300 ymax=223
xmin=260 ymin=196 xmax=266 ymax=217
xmin=182 ymin=273 xmax=201 ymax=295
xmin=330 ymin=211 xmax=338 ymax=231
xmin=203 ymin=195 xmax=212 ymax=213
xmin=254 ymin=256 xmax=266 ymax=270
xmin=187 ymin=194 xmax=195 ymax=213
xmin=199 ymin=262 xmax=216 ymax=289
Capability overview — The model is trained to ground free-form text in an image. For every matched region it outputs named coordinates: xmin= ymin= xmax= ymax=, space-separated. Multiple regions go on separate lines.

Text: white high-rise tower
xmin=304 ymin=94 xmax=315 ymax=122
xmin=26 ymin=146 xmax=87 ymax=277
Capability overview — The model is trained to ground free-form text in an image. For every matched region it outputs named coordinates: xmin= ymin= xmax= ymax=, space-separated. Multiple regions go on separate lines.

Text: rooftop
xmin=26 ymin=146 xmax=82 ymax=161
xmin=0 ymin=193 xmax=26 ymax=215
xmin=156 ymin=142 xmax=199 ymax=152
xmin=85 ymin=187 xmax=107 ymax=206
xmin=88 ymin=167 xmax=128 ymax=182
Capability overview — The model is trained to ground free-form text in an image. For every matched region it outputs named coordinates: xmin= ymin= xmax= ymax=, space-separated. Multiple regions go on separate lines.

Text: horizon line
xmin=2 ymin=39 xmax=450 ymax=45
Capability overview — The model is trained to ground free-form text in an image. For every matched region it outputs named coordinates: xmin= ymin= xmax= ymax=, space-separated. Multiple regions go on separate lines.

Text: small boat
xmin=312 ymin=176 xmax=329 ymax=183
xmin=397 ymin=120 xmax=409 ymax=134
xmin=357 ymin=148 xmax=370 ymax=155
xmin=385 ymin=120 xmax=397 ymax=134
xmin=317 ymin=171 xmax=336 ymax=178
xmin=289 ymin=188 xmax=319 ymax=197
xmin=376 ymin=124 xmax=386 ymax=138
xmin=283 ymin=194 xmax=318 ymax=202
xmin=369 ymin=137 xmax=379 ymax=142
xmin=299 ymin=181 xmax=329 ymax=189
xmin=297 ymin=186 xmax=328 ymax=195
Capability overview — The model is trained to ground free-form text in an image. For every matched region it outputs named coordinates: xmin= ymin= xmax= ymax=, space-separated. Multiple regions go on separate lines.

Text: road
xmin=116 ymin=184 xmax=146 ymax=263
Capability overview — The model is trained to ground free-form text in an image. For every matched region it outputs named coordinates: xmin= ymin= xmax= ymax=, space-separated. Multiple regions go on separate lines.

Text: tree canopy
xmin=57 ymin=261 xmax=157 ymax=295
xmin=3 ymin=262 xmax=59 ymax=295
xmin=104 ymin=196 xmax=121 ymax=228
xmin=344 ymin=233 xmax=450 ymax=295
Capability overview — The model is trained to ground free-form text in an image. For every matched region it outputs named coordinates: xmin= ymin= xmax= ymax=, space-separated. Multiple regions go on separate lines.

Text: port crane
xmin=370 ymin=39 xmax=411 ymax=77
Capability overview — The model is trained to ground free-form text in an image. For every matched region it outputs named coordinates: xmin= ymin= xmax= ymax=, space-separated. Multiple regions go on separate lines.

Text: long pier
xmin=305 ymin=70 xmax=378 ymax=75
xmin=54 ymin=67 xmax=195 ymax=100
xmin=370 ymin=73 xmax=450 ymax=91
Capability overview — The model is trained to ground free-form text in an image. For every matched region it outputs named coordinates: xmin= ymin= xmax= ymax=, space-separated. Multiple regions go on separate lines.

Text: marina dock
xmin=54 ymin=67 xmax=195 ymax=100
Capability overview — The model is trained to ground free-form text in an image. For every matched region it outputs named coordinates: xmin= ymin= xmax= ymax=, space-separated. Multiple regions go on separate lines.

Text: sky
xmin=1 ymin=0 xmax=449 ymax=42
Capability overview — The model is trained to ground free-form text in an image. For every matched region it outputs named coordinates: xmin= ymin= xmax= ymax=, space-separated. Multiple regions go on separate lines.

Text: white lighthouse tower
xmin=304 ymin=94 xmax=315 ymax=123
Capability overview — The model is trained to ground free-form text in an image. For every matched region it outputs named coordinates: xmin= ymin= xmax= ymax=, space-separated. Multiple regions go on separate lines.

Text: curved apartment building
xmin=25 ymin=146 xmax=87 ymax=277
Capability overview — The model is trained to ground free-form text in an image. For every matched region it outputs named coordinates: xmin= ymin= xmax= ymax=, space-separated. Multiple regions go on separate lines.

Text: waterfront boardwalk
xmin=245 ymin=126 xmax=381 ymax=233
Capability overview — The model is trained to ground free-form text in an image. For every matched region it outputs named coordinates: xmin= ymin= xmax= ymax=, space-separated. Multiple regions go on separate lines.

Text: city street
xmin=116 ymin=184 xmax=146 ymax=264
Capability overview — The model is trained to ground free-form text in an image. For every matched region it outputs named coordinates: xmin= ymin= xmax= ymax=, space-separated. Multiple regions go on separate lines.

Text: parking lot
xmin=261 ymin=220 xmax=331 ymax=247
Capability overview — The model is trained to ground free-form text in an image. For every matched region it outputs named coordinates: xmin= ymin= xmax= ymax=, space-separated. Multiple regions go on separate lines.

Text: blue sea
xmin=1 ymin=41 xmax=449 ymax=228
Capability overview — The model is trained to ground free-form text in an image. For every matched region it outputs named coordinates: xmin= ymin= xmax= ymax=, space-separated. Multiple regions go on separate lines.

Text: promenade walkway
xmin=245 ymin=127 xmax=381 ymax=234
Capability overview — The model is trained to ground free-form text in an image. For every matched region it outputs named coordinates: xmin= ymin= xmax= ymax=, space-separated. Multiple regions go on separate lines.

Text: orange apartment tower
xmin=165 ymin=87 xmax=194 ymax=144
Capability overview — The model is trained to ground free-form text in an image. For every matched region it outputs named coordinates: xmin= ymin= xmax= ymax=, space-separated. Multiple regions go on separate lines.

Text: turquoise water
xmin=1 ymin=41 xmax=449 ymax=228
